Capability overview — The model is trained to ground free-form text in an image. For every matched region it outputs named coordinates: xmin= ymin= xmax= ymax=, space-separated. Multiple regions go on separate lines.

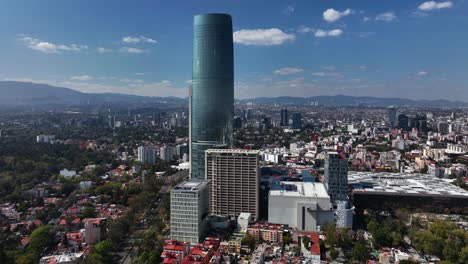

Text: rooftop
xmin=270 ymin=182 xmax=329 ymax=199
xmin=349 ymin=171 xmax=468 ymax=197
xmin=205 ymin=149 xmax=260 ymax=154
xmin=173 ymin=180 xmax=209 ymax=191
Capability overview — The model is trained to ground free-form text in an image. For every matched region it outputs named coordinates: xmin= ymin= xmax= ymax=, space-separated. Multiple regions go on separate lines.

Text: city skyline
xmin=1 ymin=0 xmax=467 ymax=101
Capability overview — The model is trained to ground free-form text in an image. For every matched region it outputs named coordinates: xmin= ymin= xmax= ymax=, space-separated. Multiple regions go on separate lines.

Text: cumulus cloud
xmin=122 ymin=35 xmax=157 ymax=44
xmin=120 ymin=47 xmax=144 ymax=54
xmin=315 ymin=29 xmax=343 ymax=38
xmin=233 ymin=28 xmax=295 ymax=46
xmin=70 ymin=75 xmax=93 ymax=81
xmin=97 ymin=47 xmax=111 ymax=53
xmin=418 ymin=1 xmax=453 ymax=11
xmin=273 ymin=67 xmax=304 ymax=75
xmin=18 ymin=34 xmax=87 ymax=54
xmin=375 ymin=12 xmax=397 ymax=22
xmin=323 ymin=8 xmax=353 ymax=22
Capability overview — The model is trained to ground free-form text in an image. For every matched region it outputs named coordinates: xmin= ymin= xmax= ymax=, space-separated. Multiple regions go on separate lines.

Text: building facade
xmin=268 ymin=182 xmax=334 ymax=231
xmin=170 ymin=180 xmax=210 ymax=244
xmin=190 ymin=14 xmax=234 ymax=180
xmin=137 ymin=146 xmax=157 ymax=164
xmin=324 ymin=152 xmax=348 ymax=203
xmin=205 ymin=149 xmax=260 ymax=220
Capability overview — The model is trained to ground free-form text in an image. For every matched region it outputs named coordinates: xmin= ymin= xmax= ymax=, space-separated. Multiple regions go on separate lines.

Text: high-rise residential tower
xmin=205 ymin=149 xmax=260 ymax=220
xmin=190 ymin=14 xmax=234 ymax=180
xmin=324 ymin=152 xmax=348 ymax=204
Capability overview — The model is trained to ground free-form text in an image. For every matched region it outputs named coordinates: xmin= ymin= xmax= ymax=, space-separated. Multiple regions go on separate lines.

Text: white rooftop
xmin=270 ymin=182 xmax=329 ymax=199
xmin=348 ymin=171 xmax=468 ymax=197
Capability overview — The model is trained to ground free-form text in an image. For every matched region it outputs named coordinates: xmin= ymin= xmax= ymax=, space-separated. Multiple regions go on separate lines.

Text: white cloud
xmin=70 ymin=75 xmax=93 ymax=81
xmin=283 ymin=5 xmax=295 ymax=15
xmin=323 ymin=8 xmax=353 ymax=22
xmin=315 ymin=29 xmax=343 ymax=38
xmin=363 ymin=16 xmax=372 ymax=22
xmin=122 ymin=35 xmax=157 ymax=44
xmin=273 ymin=67 xmax=304 ymax=75
xmin=120 ymin=47 xmax=144 ymax=54
xmin=18 ymin=34 xmax=87 ymax=54
xmin=97 ymin=47 xmax=111 ymax=53
xmin=375 ymin=12 xmax=397 ymax=22
xmin=233 ymin=28 xmax=295 ymax=46
xmin=418 ymin=1 xmax=453 ymax=11
xmin=312 ymin=72 xmax=343 ymax=77
xmin=416 ymin=71 xmax=429 ymax=76
xmin=135 ymin=72 xmax=145 ymax=76
xmin=322 ymin=66 xmax=336 ymax=71
xmin=298 ymin=25 xmax=314 ymax=34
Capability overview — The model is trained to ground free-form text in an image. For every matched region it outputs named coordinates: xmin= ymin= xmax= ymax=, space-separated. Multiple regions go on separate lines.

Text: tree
xmin=351 ymin=241 xmax=368 ymax=263
xmin=302 ymin=236 xmax=311 ymax=247
xmin=81 ymin=206 xmax=96 ymax=219
xmin=329 ymin=248 xmax=338 ymax=260
xmin=241 ymin=233 xmax=256 ymax=252
xmin=88 ymin=240 xmax=113 ymax=264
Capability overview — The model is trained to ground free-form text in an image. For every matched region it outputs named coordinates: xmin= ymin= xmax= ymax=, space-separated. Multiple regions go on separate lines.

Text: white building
xmin=60 ymin=169 xmax=77 ymax=178
xmin=237 ymin=212 xmax=252 ymax=231
xmin=37 ymin=135 xmax=55 ymax=144
xmin=170 ymin=180 xmax=210 ymax=244
xmin=160 ymin=145 xmax=175 ymax=161
xmin=137 ymin=146 xmax=157 ymax=164
xmin=268 ymin=182 xmax=334 ymax=231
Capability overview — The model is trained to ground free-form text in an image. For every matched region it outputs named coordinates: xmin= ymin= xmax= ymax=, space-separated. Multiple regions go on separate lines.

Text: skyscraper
xmin=190 ymin=14 xmax=234 ymax=180
xmin=324 ymin=152 xmax=348 ymax=204
xmin=280 ymin=108 xmax=289 ymax=127
xmin=387 ymin=107 xmax=398 ymax=128
xmin=291 ymin=112 xmax=302 ymax=129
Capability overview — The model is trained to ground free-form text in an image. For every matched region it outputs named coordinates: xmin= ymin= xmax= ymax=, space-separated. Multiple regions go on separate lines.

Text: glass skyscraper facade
xmin=190 ymin=14 xmax=234 ymax=180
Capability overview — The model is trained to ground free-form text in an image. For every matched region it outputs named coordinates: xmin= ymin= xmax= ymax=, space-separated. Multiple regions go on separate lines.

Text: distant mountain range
xmin=0 ymin=81 xmax=466 ymax=108
xmin=238 ymin=95 xmax=468 ymax=108
xmin=0 ymin=81 xmax=186 ymax=106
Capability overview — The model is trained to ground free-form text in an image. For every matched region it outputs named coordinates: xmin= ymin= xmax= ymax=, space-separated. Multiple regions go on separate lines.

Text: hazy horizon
xmin=1 ymin=0 xmax=467 ymax=100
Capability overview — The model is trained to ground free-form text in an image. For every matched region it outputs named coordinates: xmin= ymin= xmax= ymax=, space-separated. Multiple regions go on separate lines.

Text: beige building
xmin=205 ymin=149 xmax=260 ymax=220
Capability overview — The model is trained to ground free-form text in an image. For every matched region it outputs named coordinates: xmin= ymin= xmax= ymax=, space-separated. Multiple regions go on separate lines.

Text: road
xmin=118 ymin=170 xmax=188 ymax=264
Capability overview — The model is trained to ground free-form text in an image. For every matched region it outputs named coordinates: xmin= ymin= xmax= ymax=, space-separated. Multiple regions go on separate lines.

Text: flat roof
xmin=270 ymin=182 xmax=329 ymax=198
xmin=206 ymin=149 xmax=260 ymax=154
xmin=349 ymin=171 xmax=468 ymax=197
xmin=173 ymin=180 xmax=209 ymax=191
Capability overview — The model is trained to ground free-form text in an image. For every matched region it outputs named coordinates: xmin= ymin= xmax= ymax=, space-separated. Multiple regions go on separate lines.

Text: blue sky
xmin=0 ymin=0 xmax=467 ymax=100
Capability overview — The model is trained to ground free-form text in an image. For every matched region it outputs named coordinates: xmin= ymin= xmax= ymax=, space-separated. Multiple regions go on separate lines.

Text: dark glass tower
xmin=190 ymin=14 xmax=234 ymax=180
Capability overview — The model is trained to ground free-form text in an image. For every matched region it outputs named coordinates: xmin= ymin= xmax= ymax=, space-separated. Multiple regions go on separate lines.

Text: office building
xmin=137 ymin=146 xmax=157 ymax=164
xmin=398 ymin=114 xmax=409 ymax=130
xmin=291 ymin=112 xmax=302 ymax=129
xmin=268 ymin=182 xmax=334 ymax=231
xmin=438 ymin=122 xmax=449 ymax=135
xmin=387 ymin=107 xmax=398 ymax=128
xmin=170 ymin=180 xmax=210 ymax=244
xmin=205 ymin=149 xmax=260 ymax=220
xmin=190 ymin=14 xmax=234 ymax=180
xmin=280 ymin=108 xmax=289 ymax=127
xmin=324 ymin=152 xmax=348 ymax=203
xmin=176 ymin=144 xmax=190 ymax=160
